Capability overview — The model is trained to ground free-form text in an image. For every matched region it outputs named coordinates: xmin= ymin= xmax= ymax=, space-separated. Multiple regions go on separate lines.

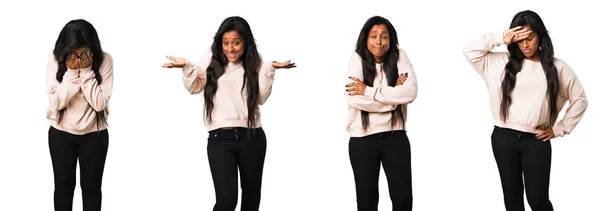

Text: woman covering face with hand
xmin=162 ymin=16 xmax=295 ymax=211
xmin=345 ymin=16 xmax=417 ymax=211
xmin=46 ymin=19 xmax=113 ymax=211
xmin=463 ymin=10 xmax=588 ymax=211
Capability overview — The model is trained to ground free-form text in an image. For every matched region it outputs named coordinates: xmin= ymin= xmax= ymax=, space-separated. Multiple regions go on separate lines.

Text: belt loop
xmin=234 ymin=128 xmax=239 ymax=141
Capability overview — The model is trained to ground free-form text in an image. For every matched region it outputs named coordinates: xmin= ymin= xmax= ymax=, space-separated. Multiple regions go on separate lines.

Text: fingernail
xmin=345 ymin=85 xmax=347 ymax=87
xmin=348 ymin=93 xmax=351 ymax=95
xmin=348 ymin=76 xmax=351 ymax=78
xmin=346 ymin=89 xmax=348 ymax=91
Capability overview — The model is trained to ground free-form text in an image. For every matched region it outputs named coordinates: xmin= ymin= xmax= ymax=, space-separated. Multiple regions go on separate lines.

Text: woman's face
xmin=222 ymin=30 xmax=245 ymax=63
xmin=517 ymin=25 xmax=540 ymax=61
xmin=367 ymin=24 xmax=390 ymax=63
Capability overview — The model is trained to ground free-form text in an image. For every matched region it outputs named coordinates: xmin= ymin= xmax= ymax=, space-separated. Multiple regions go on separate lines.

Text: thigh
xmin=238 ymin=128 xmax=267 ymax=189
xmin=78 ymin=130 xmax=109 ymax=187
xmin=522 ymin=139 xmax=552 ymax=197
xmin=49 ymin=127 xmax=79 ymax=184
xmin=381 ymin=132 xmax=412 ymax=189
xmin=349 ymin=136 xmax=381 ymax=190
xmin=207 ymin=131 xmax=240 ymax=195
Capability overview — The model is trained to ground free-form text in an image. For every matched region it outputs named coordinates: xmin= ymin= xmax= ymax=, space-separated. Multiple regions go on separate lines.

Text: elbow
xmin=185 ymin=86 xmax=202 ymax=95
xmin=90 ymin=98 xmax=108 ymax=112
xmin=50 ymin=98 xmax=66 ymax=110
xmin=91 ymin=102 xmax=106 ymax=112
xmin=407 ymin=90 xmax=418 ymax=103
xmin=53 ymin=103 xmax=66 ymax=111
xmin=258 ymin=96 xmax=268 ymax=105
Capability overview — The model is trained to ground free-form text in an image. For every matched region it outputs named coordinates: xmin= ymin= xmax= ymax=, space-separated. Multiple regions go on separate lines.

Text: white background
xmin=0 ymin=0 xmax=597 ymax=210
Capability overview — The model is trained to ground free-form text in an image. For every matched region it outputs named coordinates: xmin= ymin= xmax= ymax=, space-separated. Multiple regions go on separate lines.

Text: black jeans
xmin=349 ymin=130 xmax=413 ymax=211
xmin=207 ymin=127 xmax=267 ymax=211
xmin=492 ymin=126 xmax=553 ymax=211
xmin=48 ymin=126 xmax=109 ymax=211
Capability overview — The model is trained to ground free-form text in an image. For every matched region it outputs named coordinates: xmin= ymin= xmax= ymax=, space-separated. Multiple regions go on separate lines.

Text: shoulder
xmin=48 ymin=52 xmax=56 ymax=61
xmin=398 ymin=48 xmax=411 ymax=60
xmin=349 ymin=51 xmax=363 ymax=64
xmin=553 ymin=57 xmax=569 ymax=70
xmin=553 ymin=57 xmax=577 ymax=79
xmin=101 ymin=52 xmax=113 ymax=63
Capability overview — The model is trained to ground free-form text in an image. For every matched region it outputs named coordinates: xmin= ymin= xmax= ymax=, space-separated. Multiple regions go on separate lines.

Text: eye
xmin=223 ymin=42 xmax=229 ymax=45
xmin=234 ymin=41 xmax=240 ymax=45
xmin=370 ymin=35 xmax=376 ymax=39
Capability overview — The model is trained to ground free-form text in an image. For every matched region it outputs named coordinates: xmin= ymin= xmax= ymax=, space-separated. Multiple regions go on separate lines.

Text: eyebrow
xmin=370 ymin=31 xmax=388 ymax=34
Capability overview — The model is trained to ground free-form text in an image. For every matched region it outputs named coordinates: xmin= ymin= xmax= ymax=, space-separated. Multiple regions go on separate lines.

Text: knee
xmin=356 ymin=187 xmax=378 ymax=201
xmin=81 ymin=182 xmax=101 ymax=192
xmin=54 ymin=177 xmax=76 ymax=190
xmin=527 ymin=195 xmax=552 ymax=210
xmin=215 ymin=193 xmax=238 ymax=210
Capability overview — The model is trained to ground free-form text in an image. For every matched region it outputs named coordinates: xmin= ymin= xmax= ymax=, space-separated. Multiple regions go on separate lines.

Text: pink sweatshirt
xmin=463 ymin=33 xmax=588 ymax=137
xmin=182 ymin=48 xmax=276 ymax=131
xmin=46 ymin=53 xmax=113 ymax=135
xmin=345 ymin=50 xmax=418 ymax=137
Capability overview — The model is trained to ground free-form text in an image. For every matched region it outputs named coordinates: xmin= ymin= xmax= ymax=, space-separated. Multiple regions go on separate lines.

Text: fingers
xmin=349 ymin=77 xmax=363 ymax=83
xmin=166 ymin=55 xmax=177 ymax=61
xmin=76 ymin=56 xmax=82 ymax=70
xmin=81 ymin=51 xmax=93 ymax=68
xmin=514 ymin=30 xmax=532 ymax=42
xmin=535 ymin=125 xmax=554 ymax=142
xmin=509 ymin=25 xmax=523 ymax=32
xmin=398 ymin=78 xmax=407 ymax=85
xmin=161 ymin=62 xmax=176 ymax=68
xmin=162 ymin=55 xmax=186 ymax=68
xmin=537 ymin=133 xmax=548 ymax=140
xmin=273 ymin=60 xmax=296 ymax=69
xmin=348 ymin=88 xmax=364 ymax=96
xmin=346 ymin=80 xmax=365 ymax=96
xmin=346 ymin=82 xmax=357 ymax=88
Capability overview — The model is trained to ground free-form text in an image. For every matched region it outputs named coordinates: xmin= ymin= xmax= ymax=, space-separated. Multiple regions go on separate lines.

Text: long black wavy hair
xmin=500 ymin=10 xmax=559 ymax=124
xmin=355 ymin=16 xmax=404 ymax=131
xmin=53 ymin=19 xmax=106 ymax=126
xmin=204 ymin=16 xmax=261 ymax=129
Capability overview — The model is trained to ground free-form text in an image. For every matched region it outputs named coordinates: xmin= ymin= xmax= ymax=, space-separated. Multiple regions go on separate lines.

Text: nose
xmin=523 ymin=40 xmax=529 ymax=48
xmin=225 ymin=44 xmax=233 ymax=52
xmin=376 ymin=37 xmax=382 ymax=45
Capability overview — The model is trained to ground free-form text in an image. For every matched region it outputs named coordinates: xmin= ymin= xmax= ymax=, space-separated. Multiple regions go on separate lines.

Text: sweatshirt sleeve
xmin=463 ymin=33 xmax=509 ymax=79
xmin=182 ymin=48 xmax=211 ymax=94
xmin=258 ymin=60 xmax=276 ymax=105
xmin=552 ymin=63 xmax=588 ymax=137
xmin=47 ymin=53 xmax=82 ymax=110
xmin=371 ymin=49 xmax=418 ymax=105
xmin=80 ymin=53 xmax=113 ymax=112
xmin=344 ymin=52 xmax=398 ymax=112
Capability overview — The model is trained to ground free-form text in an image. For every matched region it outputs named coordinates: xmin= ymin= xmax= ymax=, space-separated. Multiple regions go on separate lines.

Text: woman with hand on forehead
xmin=345 ymin=16 xmax=417 ymax=211
xmin=463 ymin=10 xmax=588 ymax=211
xmin=162 ymin=16 xmax=295 ymax=211
xmin=46 ymin=19 xmax=113 ymax=211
